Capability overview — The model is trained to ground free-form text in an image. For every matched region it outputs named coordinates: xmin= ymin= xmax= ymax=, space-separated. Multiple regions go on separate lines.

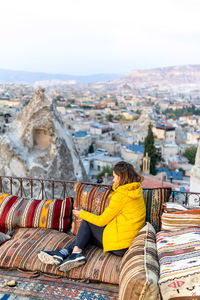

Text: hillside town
xmin=0 ymin=72 xmax=200 ymax=193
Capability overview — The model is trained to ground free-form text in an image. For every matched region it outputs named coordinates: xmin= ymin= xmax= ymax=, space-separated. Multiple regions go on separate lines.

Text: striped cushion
xmin=0 ymin=232 xmax=11 ymax=245
xmin=163 ymin=202 xmax=189 ymax=212
xmin=161 ymin=209 xmax=200 ymax=231
xmin=119 ymin=222 xmax=160 ymax=300
xmin=71 ymin=183 xmax=112 ymax=235
xmin=0 ymin=227 xmax=121 ymax=284
xmin=157 ymin=227 xmax=200 ymax=299
xmin=0 ymin=193 xmax=73 ymax=233
xmin=144 ymin=188 xmax=172 ymax=232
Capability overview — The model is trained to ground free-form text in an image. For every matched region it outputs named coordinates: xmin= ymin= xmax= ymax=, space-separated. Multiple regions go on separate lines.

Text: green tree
xmin=155 ymin=103 xmax=161 ymax=114
xmin=183 ymin=145 xmax=197 ymax=165
xmin=97 ymin=166 xmax=113 ymax=178
xmin=143 ymin=123 xmax=157 ymax=175
xmin=88 ymin=144 xmax=94 ymax=153
xmin=106 ymin=114 xmax=113 ymax=122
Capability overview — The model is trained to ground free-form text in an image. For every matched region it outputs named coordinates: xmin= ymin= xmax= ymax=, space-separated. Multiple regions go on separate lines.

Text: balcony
xmin=0 ymin=175 xmax=199 ymax=207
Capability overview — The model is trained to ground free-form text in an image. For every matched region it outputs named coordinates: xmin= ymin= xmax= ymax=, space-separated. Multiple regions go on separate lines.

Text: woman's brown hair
xmin=113 ymin=161 xmax=143 ymax=187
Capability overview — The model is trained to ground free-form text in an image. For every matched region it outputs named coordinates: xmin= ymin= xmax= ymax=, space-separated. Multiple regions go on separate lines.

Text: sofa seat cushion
xmin=0 ymin=193 xmax=73 ymax=233
xmin=119 ymin=222 xmax=160 ymax=300
xmin=157 ymin=227 xmax=200 ymax=300
xmin=144 ymin=188 xmax=171 ymax=232
xmin=0 ymin=227 xmax=121 ymax=284
xmin=71 ymin=183 xmax=112 ymax=235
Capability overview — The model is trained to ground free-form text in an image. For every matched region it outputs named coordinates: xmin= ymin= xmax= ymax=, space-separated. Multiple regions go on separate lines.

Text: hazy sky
xmin=0 ymin=0 xmax=200 ymax=75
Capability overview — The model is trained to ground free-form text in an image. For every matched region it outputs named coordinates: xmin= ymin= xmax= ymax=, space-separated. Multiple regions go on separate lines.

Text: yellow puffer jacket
xmin=79 ymin=182 xmax=146 ymax=252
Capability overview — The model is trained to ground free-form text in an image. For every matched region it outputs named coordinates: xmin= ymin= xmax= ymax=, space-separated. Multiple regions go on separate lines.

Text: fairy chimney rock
xmin=0 ymin=89 xmax=88 ymax=181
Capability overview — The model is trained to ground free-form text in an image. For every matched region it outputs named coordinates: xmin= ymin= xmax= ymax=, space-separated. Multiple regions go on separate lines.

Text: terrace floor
xmin=0 ymin=269 xmax=118 ymax=299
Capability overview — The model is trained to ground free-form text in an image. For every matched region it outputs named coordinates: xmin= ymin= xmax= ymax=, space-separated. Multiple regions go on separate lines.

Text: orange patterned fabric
xmin=0 ymin=193 xmax=73 ymax=233
xmin=71 ymin=183 xmax=112 ymax=235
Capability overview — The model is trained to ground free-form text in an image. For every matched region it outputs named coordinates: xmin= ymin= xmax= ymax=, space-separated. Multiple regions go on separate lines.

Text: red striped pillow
xmin=0 ymin=193 xmax=73 ymax=233
xmin=71 ymin=183 xmax=112 ymax=235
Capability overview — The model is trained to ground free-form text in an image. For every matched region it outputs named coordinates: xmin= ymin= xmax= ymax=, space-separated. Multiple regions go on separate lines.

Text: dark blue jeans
xmin=65 ymin=220 xmax=128 ymax=257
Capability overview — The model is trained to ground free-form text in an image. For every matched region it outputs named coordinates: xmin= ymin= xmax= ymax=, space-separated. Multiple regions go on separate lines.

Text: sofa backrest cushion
xmin=161 ymin=209 xmax=200 ymax=231
xmin=0 ymin=193 xmax=73 ymax=233
xmin=119 ymin=222 xmax=160 ymax=300
xmin=0 ymin=227 xmax=121 ymax=284
xmin=71 ymin=182 xmax=112 ymax=235
xmin=144 ymin=187 xmax=172 ymax=232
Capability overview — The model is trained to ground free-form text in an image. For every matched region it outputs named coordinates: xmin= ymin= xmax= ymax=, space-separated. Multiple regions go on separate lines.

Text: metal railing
xmin=170 ymin=190 xmax=200 ymax=206
xmin=0 ymin=175 xmax=200 ymax=206
xmin=0 ymin=175 xmax=112 ymax=200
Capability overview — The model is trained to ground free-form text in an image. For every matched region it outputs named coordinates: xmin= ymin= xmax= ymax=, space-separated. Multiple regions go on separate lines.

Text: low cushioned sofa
xmin=0 ymin=181 xmax=172 ymax=299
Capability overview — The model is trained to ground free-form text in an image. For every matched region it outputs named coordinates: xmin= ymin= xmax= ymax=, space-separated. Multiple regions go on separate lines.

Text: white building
xmin=73 ymin=131 xmax=92 ymax=155
xmin=121 ymin=145 xmax=144 ymax=170
xmin=82 ymin=153 xmax=121 ymax=179
xmin=115 ymin=133 xmax=137 ymax=145
xmin=90 ymin=123 xmax=113 ymax=140
xmin=161 ymin=143 xmax=179 ymax=162
xmin=153 ymin=125 xmax=176 ymax=143
xmin=186 ymin=131 xmax=200 ymax=145
xmin=95 ymin=140 xmax=121 ymax=156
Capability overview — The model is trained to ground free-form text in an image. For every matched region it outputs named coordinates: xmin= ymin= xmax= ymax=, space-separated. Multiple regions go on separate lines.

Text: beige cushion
xmin=157 ymin=227 xmax=200 ymax=299
xmin=119 ymin=222 xmax=160 ymax=300
xmin=161 ymin=209 xmax=200 ymax=231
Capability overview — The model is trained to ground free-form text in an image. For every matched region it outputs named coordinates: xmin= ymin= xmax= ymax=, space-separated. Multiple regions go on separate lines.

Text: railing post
xmin=171 ymin=190 xmax=175 ymax=202
xmin=0 ymin=177 xmax=2 ymax=193
xmin=30 ymin=179 xmax=33 ymax=198
xmin=20 ymin=179 xmax=23 ymax=197
xmin=52 ymin=182 xmax=54 ymax=200
xmin=10 ymin=177 xmax=13 ymax=195
xmin=41 ymin=180 xmax=44 ymax=200
xmin=185 ymin=192 xmax=188 ymax=205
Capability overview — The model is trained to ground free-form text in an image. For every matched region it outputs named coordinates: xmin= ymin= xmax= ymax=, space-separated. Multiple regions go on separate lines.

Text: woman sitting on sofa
xmin=38 ymin=161 xmax=146 ymax=273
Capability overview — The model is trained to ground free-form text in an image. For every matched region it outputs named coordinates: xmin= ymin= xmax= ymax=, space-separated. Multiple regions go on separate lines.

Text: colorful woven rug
xmin=0 ymin=294 xmax=37 ymax=299
xmin=0 ymin=269 xmax=118 ymax=300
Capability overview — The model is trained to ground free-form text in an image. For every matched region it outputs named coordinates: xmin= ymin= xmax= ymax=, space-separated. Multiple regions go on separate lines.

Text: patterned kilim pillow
xmin=0 ymin=232 xmax=11 ymax=245
xmin=161 ymin=209 xmax=200 ymax=231
xmin=0 ymin=227 xmax=121 ymax=284
xmin=71 ymin=183 xmax=112 ymax=235
xmin=157 ymin=227 xmax=200 ymax=300
xmin=119 ymin=222 xmax=160 ymax=300
xmin=0 ymin=193 xmax=73 ymax=233
xmin=143 ymin=188 xmax=172 ymax=232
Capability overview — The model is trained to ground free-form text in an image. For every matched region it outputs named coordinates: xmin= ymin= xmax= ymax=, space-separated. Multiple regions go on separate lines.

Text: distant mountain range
xmin=0 ymin=69 xmax=123 ymax=84
xmin=114 ymin=65 xmax=200 ymax=86
xmin=1 ymin=65 xmax=200 ymax=86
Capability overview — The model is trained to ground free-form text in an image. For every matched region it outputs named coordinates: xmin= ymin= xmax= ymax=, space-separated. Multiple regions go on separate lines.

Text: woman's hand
xmin=72 ymin=209 xmax=82 ymax=218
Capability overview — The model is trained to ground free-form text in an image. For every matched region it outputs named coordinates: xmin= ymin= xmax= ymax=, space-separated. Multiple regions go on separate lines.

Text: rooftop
xmin=142 ymin=176 xmax=176 ymax=189
xmin=125 ymin=144 xmax=144 ymax=153
xmin=74 ymin=131 xmax=88 ymax=138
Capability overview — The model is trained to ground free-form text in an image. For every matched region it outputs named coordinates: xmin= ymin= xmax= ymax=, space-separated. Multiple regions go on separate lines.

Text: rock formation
xmin=189 ymin=141 xmax=200 ymax=205
xmin=0 ymin=89 xmax=88 ymax=182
